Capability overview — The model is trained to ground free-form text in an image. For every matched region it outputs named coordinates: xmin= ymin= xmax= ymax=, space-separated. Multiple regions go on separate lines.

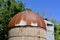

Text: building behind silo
xmin=8 ymin=11 xmax=46 ymax=40
xmin=44 ymin=19 xmax=54 ymax=40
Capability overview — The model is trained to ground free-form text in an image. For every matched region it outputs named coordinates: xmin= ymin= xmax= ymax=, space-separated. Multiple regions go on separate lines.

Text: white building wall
xmin=44 ymin=20 xmax=54 ymax=40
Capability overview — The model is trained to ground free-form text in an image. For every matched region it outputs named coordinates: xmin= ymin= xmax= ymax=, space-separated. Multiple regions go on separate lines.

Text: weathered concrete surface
xmin=8 ymin=27 xmax=46 ymax=40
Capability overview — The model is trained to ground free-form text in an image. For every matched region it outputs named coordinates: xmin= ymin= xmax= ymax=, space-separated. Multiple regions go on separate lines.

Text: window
xmin=47 ymin=23 xmax=53 ymax=26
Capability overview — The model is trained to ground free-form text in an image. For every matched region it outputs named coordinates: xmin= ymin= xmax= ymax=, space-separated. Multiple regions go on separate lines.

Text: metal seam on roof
xmin=8 ymin=11 xmax=46 ymax=29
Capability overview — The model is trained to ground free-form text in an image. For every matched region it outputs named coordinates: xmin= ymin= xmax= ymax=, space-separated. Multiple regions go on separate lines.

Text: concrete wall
xmin=8 ymin=27 xmax=46 ymax=40
xmin=44 ymin=20 xmax=54 ymax=40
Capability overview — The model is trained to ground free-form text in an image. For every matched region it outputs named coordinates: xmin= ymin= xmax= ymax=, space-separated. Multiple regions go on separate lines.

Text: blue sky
xmin=20 ymin=0 xmax=60 ymax=22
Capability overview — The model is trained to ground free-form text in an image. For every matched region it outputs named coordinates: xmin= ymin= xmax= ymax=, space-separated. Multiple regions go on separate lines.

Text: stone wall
xmin=8 ymin=27 xmax=46 ymax=40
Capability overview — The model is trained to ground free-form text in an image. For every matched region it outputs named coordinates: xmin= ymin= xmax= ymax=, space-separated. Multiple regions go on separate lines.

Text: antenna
xmin=41 ymin=9 xmax=45 ymax=18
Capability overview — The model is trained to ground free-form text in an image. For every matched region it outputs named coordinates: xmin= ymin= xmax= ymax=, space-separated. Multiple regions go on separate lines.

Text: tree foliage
xmin=51 ymin=19 xmax=60 ymax=40
xmin=55 ymin=24 xmax=60 ymax=40
xmin=0 ymin=0 xmax=26 ymax=40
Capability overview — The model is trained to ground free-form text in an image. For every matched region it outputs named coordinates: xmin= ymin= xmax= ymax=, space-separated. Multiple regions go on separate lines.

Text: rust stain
xmin=8 ymin=11 xmax=46 ymax=29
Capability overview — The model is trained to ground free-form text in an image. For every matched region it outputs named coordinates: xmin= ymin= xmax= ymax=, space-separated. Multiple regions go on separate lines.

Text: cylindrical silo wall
xmin=8 ymin=27 xmax=46 ymax=40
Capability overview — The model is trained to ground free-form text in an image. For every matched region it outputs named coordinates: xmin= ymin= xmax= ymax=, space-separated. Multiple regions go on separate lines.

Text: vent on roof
xmin=44 ymin=18 xmax=48 ymax=21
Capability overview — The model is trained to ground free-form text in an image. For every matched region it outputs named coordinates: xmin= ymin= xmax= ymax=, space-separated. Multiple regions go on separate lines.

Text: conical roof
xmin=8 ymin=11 xmax=46 ymax=29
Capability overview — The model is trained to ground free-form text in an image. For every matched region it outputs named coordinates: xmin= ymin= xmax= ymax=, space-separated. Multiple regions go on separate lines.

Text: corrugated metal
xmin=8 ymin=11 xmax=46 ymax=29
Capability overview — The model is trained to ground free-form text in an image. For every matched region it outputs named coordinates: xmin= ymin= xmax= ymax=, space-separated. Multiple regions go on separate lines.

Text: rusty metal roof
xmin=8 ymin=11 xmax=46 ymax=29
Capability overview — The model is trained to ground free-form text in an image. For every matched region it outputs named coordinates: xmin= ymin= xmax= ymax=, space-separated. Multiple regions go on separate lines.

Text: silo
xmin=8 ymin=11 xmax=46 ymax=40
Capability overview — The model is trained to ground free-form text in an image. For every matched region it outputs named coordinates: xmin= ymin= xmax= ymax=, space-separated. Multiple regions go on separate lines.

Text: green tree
xmin=0 ymin=0 xmax=25 ymax=40
xmin=50 ymin=19 xmax=60 ymax=40
xmin=55 ymin=24 xmax=60 ymax=40
xmin=23 ymin=8 xmax=32 ymax=11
